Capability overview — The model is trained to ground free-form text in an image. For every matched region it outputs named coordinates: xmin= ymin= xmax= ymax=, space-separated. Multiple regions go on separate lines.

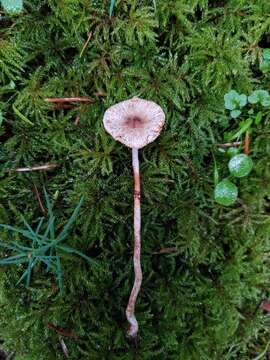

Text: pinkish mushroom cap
xmin=103 ymin=97 xmax=165 ymax=149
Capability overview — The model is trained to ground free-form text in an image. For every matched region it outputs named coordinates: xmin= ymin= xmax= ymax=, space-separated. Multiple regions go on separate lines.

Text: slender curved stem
xmin=126 ymin=148 xmax=142 ymax=339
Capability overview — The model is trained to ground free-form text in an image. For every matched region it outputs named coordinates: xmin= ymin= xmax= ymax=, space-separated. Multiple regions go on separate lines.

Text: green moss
xmin=1 ymin=0 xmax=270 ymax=359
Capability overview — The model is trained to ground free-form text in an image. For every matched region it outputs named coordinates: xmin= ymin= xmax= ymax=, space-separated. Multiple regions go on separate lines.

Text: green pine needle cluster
xmin=0 ymin=190 xmax=96 ymax=295
xmin=0 ymin=0 xmax=270 ymax=359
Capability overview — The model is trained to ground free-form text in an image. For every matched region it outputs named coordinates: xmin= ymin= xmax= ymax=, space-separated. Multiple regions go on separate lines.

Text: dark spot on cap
xmin=125 ymin=116 xmax=144 ymax=129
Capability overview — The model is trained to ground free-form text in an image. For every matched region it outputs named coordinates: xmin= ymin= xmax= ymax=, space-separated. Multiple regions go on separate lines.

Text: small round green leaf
xmin=263 ymin=49 xmax=270 ymax=61
xmin=262 ymin=96 xmax=270 ymax=107
xmin=261 ymin=62 xmax=270 ymax=71
xmin=260 ymin=60 xmax=270 ymax=72
xmin=1 ymin=0 xmax=23 ymax=13
xmin=230 ymin=109 xmax=241 ymax=118
xmin=228 ymin=154 xmax=253 ymax=178
xmin=224 ymin=90 xmax=247 ymax=110
xmin=248 ymin=90 xmax=269 ymax=104
xmin=224 ymin=90 xmax=238 ymax=110
xmin=227 ymin=147 xmax=239 ymax=158
xmin=238 ymin=94 xmax=247 ymax=108
xmin=214 ymin=180 xmax=238 ymax=206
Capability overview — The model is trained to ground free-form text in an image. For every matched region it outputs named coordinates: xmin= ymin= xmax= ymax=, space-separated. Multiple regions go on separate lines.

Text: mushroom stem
xmin=126 ymin=148 xmax=142 ymax=339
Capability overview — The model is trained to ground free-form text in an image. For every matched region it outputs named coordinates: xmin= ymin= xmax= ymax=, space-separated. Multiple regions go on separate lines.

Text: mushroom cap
xmin=103 ymin=97 xmax=165 ymax=149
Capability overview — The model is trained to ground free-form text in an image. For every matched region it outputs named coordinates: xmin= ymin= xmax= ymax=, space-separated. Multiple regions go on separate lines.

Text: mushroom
xmin=103 ymin=97 xmax=165 ymax=339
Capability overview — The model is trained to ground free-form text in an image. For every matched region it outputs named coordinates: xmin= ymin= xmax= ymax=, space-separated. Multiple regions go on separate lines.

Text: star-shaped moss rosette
xmin=103 ymin=97 xmax=165 ymax=339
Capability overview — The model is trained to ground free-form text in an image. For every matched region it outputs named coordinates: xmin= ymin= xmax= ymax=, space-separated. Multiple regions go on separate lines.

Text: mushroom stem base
xmin=126 ymin=148 xmax=142 ymax=339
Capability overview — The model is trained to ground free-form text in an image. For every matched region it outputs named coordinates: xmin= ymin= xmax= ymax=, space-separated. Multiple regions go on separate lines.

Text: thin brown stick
xmin=244 ymin=132 xmax=250 ymax=154
xmin=33 ymin=184 xmax=46 ymax=215
xmin=60 ymin=339 xmax=69 ymax=358
xmin=79 ymin=31 xmax=92 ymax=58
xmin=45 ymin=322 xmax=78 ymax=339
xmin=44 ymin=97 xmax=94 ymax=103
xmin=126 ymin=148 xmax=142 ymax=339
xmin=51 ymin=104 xmax=77 ymax=110
xmin=75 ymin=115 xmax=80 ymax=125
xmin=94 ymin=91 xmax=106 ymax=97
xmin=217 ymin=141 xmax=242 ymax=148
xmin=9 ymin=163 xmax=58 ymax=172
xmin=153 ymin=247 xmax=177 ymax=254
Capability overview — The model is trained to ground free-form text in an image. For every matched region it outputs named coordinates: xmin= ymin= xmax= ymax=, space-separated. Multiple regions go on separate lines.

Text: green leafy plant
xmin=260 ymin=49 xmax=270 ymax=73
xmin=1 ymin=0 xmax=23 ymax=13
xmin=224 ymin=90 xmax=247 ymax=118
xmin=0 ymin=190 xmax=96 ymax=294
xmin=214 ymin=152 xmax=253 ymax=206
xmin=109 ymin=0 xmax=116 ymax=16
xmin=214 ymin=89 xmax=262 ymax=205
xmin=214 ymin=179 xmax=238 ymax=206
xmin=228 ymin=154 xmax=253 ymax=178
xmin=248 ymin=90 xmax=270 ymax=107
xmin=223 ymin=88 xmax=268 ymax=143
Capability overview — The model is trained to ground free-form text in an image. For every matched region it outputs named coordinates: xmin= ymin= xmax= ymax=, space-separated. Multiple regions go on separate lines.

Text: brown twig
xmin=79 ymin=31 xmax=92 ymax=58
xmin=9 ymin=163 xmax=58 ymax=172
xmin=44 ymin=97 xmax=94 ymax=103
xmin=153 ymin=247 xmax=177 ymax=255
xmin=94 ymin=91 xmax=106 ymax=97
xmin=60 ymin=339 xmax=69 ymax=358
xmin=51 ymin=104 xmax=77 ymax=110
xmin=33 ymin=184 xmax=46 ymax=215
xmin=244 ymin=132 xmax=250 ymax=154
xmin=75 ymin=115 xmax=80 ymax=125
xmin=217 ymin=141 xmax=242 ymax=148
xmin=45 ymin=322 xmax=78 ymax=339
xmin=126 ymin=148 xmax=142 ymax=339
